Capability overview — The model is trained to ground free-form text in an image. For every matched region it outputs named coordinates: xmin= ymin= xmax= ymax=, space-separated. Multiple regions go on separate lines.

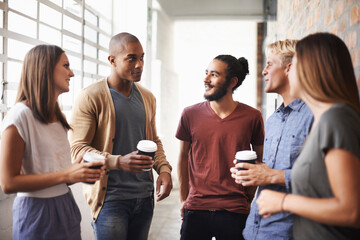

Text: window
xmin=0 ymin=0 xmax=113 ymax=121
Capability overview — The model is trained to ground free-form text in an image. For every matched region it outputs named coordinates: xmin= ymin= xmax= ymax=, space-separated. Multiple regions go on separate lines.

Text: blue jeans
xmin=92 ymin=197 xmax=154 ymax=240
xmin=180 ymin=209 xmax=247 ymax=240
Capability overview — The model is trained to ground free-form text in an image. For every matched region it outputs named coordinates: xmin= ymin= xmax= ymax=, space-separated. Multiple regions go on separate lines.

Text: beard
xmin=204 ymin=79 xmax=231 ymax=101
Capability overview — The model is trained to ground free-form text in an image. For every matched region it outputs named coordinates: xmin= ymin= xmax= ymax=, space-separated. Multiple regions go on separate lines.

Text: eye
xmin=64 ymin=63 xmax=70 ymax=68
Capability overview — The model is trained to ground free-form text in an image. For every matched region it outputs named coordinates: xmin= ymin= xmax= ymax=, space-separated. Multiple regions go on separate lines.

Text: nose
xmin=70 ymin=69 xmax=74 ymax=77
xmin=262 ymin=68 xmax=267 ymax=76
xmin=135 ymin=59 xmax=144 ymax=69
xmin=204 ymin=73 xmax=211 ymax=83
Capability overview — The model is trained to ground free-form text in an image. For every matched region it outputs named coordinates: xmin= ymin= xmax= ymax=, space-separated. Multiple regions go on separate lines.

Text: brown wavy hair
xmin=296 ymin=32 xmax=360 ymax=115
xmin=16 ymin=45 xmax=71 ymax=129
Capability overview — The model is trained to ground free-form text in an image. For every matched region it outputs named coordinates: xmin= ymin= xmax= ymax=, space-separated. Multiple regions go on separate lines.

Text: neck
xmin=209 ymin=93 xmax=237 ymax=119
xmin=107 ymin=74 xmax=133 ymax=97
xmin=303 ymin=96 xmax=333 ymax=128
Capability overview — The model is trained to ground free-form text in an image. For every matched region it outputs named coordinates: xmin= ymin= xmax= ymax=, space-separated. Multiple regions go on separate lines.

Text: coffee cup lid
xmin=137 ymin=140 xmax=157 ymax=152
xmin=235 ymin=150 xmax=257 ymax=160
xmin=83 ymin=152 xmax=105 ymax=164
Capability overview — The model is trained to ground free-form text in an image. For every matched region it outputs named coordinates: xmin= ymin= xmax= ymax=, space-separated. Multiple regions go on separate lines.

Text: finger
xmin=156 ymin=178 xmax=161 ymax=195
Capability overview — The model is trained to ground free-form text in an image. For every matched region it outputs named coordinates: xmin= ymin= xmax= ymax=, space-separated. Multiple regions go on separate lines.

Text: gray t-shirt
xmin=105 ymin=83 xmax=153 ymax=201
xmin=292 ymin=103 xmax=360 ymax=240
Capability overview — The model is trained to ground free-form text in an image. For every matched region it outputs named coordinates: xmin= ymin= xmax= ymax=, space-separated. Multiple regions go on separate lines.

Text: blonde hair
xmin=296 ymin=32 xmax=360 ymax=114
xmin=16 ymin=45 xmax=71 ymax=129
xmin=266 ymin=39 xmax=298 ymax=67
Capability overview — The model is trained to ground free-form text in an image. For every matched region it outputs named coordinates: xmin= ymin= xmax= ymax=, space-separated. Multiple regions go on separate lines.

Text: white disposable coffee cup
xmin=83 ymin=152 xmax=105 ymax=184
xmin=235 ymin=150 xmax=257 ymax=170
xmin=137 ymin=140 xmax=157 ymax=171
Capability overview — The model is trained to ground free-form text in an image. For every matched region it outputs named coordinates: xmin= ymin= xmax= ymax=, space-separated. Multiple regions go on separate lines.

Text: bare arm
xmin=257 ymin=149 xmax=360 ymax=228
xmin=0 ymin=126 xmax=104 ymax=194
xmin=178 ymin=140 xmax=191 ymax=219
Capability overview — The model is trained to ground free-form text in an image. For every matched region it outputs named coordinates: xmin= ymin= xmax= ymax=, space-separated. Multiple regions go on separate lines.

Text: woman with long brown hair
xmin=257 ymin=32 xmax=360 ymax=239
xmin=0 ymin=45 xmax=105 ymax=239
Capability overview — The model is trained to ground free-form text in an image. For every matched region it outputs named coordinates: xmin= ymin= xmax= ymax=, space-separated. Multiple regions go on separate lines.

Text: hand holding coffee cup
xmin=137 ymin=140 xmax=157 ymax=171
xmin=83 ymin=152 xmax=105 ymax=184
xmin=235 ymin=150 xmax=257 ymax=170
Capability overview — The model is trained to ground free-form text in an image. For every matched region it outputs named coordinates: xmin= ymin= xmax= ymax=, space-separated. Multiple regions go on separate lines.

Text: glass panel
xmin=40 ymin=3 xmax=62 ymax=29
xmin=99 ymin=33 xmax=110 ymax=48
xmin=85 ymin=9 xmax=97 ymax=26
xmin=63 ymin=0 xmax=81 ymax=16
xmin=9 ymin=0 xmax=37 ymax=18
xmin=98 ymin=64 xmax=110 ymax=77
xmin=84 ymin=43 xmax=97 ymax=58
xmin=7 ymin=39 xmax=34 ymax=61
xmin=63 ymin=15 xmax=82 ymax=34
xmin=49 ymin=0 xmax=62 ymax=7
xmin=84 ymin=25 xmax=97 ymax=43
xmin=99 ymin=18 xmax=111 ymax=34
xmin=39 ymin=24 xmax=61 ymax=46
xmin=8 ymin=12 xmax=37 ymax=39
xmin=67 ymin=55 xmax=81 ymax=72
xmin=6 ymin=90 xmax=18 ymax=108
xmin=7 ymin=60 xmax=23 ymax=83
xmin=86 ymin=0 xmax=112 ymax=17
xmin=83 ymin=76 xmax=96 ymax=88
xmin=83 ymin=60 xmax=96 ymax=74
xmin=99 ymin=50 xmax=108 ymax=62
xmin=63 ymin=35 xmax=81 ymax=54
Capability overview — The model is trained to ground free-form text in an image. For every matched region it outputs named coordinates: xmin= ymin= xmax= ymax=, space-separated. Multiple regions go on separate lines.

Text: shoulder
xmin=5 ymin=102 xmax=32 ymax=121
xmin=1 ymin=103 xmax=34 ymax=133
xmin=75 ymin=78 xmax=109 ymax=105
xmin=182 ymin=102 xmax=207 ymax=113
xmin=322 ymin=104 xmax=360 ymax=127
xmin=238 ymin=102 xmax=262 ymax=117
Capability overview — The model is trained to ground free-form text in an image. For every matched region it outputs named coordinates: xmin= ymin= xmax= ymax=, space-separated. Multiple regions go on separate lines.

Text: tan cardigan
xmin=69 ymin=78 xmax=172 ymax=221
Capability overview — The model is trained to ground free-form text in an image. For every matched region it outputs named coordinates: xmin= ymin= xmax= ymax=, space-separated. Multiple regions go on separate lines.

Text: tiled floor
xmin=148 ymin=188 xmax=182 ymax=240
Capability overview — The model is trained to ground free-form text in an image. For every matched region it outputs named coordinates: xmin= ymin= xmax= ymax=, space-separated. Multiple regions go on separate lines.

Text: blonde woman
xmin=257 ymin=33 xmax=360 ymax=239
xmin=0 ymin=45 xmax=105 ymax=240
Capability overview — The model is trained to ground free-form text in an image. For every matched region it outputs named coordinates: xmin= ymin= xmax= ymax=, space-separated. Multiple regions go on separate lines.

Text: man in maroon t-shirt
xmin=176 ymin=55 xmax=264 ymax=240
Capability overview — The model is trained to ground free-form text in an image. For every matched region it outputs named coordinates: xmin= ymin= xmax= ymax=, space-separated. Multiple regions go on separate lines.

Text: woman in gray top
xmin=256 ymin=32 xmax=360 ymax=239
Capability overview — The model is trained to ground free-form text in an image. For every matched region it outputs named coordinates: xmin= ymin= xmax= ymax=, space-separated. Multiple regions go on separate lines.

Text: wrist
xmin=281 ymin=193 xmax=288 ymax=212
xmin=270 ymin=169 xmax=285 ymax=185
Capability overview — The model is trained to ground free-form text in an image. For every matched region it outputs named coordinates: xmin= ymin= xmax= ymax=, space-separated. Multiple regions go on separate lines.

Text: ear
xmin=108 ymin=56 xmax=116 ymax=66
xmin=284 ymin=62 xmax=292 ymax=76
xmin=230 ymin=77 xmax=238 ymax=88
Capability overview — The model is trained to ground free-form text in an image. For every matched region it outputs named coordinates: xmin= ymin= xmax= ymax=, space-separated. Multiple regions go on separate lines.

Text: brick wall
xmin=277 ymin=0 xmax=360 ymax=88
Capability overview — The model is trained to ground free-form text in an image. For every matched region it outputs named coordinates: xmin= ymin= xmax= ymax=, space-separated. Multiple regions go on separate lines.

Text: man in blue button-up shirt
xmin=230 ymin=39 xmax=313 ymax=239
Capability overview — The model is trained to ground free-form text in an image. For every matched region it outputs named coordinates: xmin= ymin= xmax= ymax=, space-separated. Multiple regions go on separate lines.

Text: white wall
xmin=174 ymin=20 xmax=258 ymax=113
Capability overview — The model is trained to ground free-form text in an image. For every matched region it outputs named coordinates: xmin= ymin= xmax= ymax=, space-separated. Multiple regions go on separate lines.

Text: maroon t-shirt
xmin=176 ymin=101 xmax=264 ymax=214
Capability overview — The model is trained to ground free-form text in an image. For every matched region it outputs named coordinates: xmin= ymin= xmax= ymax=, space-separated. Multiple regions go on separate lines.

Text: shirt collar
xmin=277 ymin=98 xmax=305 ymax=113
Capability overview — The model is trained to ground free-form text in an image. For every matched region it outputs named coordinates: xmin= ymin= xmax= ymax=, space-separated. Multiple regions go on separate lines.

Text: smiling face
xmin=110 ymin=41 xmax=144 ymax=83
xmin=203 ymin=59 xmax=232 ymax=101
xmin=262 ymin=53 xmax=289 ymax=95
xmin=53 ymin=52 xmax=74 ymax=97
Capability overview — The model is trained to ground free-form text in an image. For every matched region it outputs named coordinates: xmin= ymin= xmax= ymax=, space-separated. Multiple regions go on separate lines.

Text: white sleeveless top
xmin=1 ymin=103 xmax=70 ymax=198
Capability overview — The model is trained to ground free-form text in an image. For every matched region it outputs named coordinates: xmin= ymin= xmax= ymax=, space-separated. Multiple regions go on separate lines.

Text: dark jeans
xmin=180 ymin=209 xmax=248 ymax=240
xmin=92 ymin=197 xmax=154 ymax=240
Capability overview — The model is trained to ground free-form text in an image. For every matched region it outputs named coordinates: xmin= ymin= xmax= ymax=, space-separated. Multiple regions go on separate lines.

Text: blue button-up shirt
xmin=243 ymin=99 xmax=313 ymax=240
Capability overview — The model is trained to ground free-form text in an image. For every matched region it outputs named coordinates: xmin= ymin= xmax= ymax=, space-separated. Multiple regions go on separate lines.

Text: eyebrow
xmin=126 ymin=53 xmax=145 ymax=58
xmin=206 ymin=70 xmax=220 ymax=75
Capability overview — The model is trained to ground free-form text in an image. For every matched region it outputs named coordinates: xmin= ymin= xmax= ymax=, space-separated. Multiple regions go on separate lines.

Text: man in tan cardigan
xmin=69 ymin=32 xmax=172 ymax=240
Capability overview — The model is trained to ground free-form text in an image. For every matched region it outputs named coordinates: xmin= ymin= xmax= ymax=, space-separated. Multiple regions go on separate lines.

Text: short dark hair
xmin=214 ymin=55 xmax=249 ymax=92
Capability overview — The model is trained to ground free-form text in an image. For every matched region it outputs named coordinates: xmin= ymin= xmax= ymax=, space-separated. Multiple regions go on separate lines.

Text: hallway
xmin=149 ymin=188 xmax=182 ymax=240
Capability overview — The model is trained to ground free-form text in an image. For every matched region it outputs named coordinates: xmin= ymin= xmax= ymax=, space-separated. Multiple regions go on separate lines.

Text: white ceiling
xmin=156 ymin=0 xmax=275 ymax=20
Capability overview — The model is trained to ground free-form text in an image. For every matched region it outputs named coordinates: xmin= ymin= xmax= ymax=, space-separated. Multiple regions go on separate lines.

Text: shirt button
xmin=102 ymin=187 xmax=106 ymax=191
xmin=97 ymin=203 xmax=102 ymax=207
